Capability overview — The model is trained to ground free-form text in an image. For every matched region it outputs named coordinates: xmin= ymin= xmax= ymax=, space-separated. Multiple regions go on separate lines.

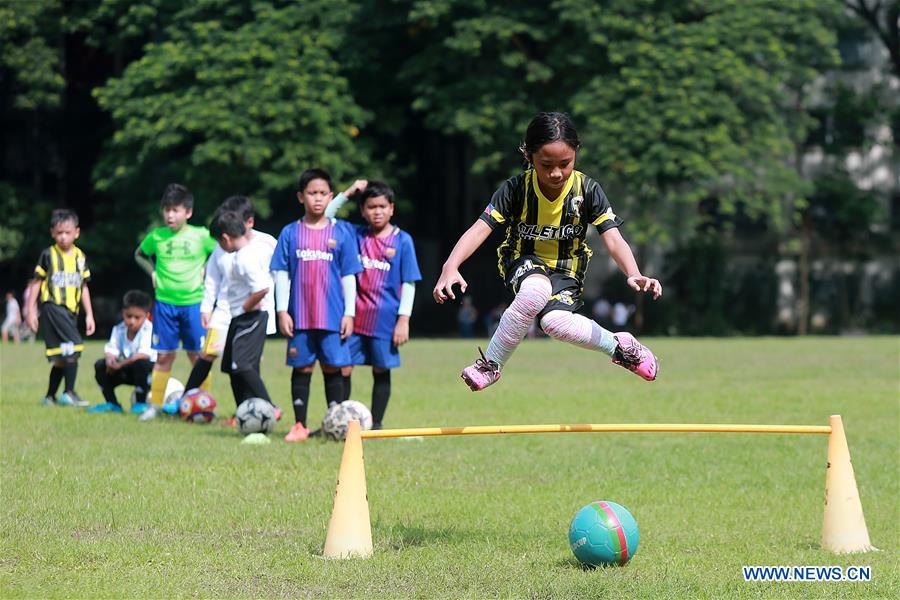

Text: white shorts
xmin=1 ymin=317 xmax=18 ymax=335
xmin=201 ymin=309 xmax=231 ymax=356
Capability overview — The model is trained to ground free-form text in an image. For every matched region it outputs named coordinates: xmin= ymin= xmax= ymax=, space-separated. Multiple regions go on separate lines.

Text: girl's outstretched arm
xmin=433 ymin=219 xmax=493 ymax=303
xmin=600 ymin=228 xmax=663 ymax=299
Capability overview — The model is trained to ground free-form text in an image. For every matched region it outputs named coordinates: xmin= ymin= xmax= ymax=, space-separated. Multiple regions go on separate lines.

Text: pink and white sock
xmin=539 ymin=310 xmax=618 ymax=356
xmin=484 ymin=276 xmax=552 ymax=366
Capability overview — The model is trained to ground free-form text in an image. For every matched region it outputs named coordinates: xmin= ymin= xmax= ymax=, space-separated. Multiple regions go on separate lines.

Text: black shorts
xmin=40 ymin=303 xmax=83 ymax=361
xmin=221 ymin=311 xmax=268 ymax=374
xmin=502 ymin=255 xmax=585 ymax=321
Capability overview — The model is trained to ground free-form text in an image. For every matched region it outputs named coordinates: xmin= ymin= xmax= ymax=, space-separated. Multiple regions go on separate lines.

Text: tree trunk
xmin=797 ymin=212 xmax=812 ymax=335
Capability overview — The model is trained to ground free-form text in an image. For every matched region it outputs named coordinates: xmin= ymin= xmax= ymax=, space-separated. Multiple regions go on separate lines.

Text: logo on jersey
xmin=361 ymin=255 xmax=391 ymax=272
xmin=385 ymin=247 xmax=397 ymax=258
xmin=296 ymin=249 xmax=334 ymax=262
xmin=76 ymin=256 xmax=86 ymax=272
xmin=517 ymin=222 xmax=584 ymax=240
xmin=327 ymin=238 xmax=337 ymax=249
xmin=553 ymin=290 xmax=575 ymax=306
xmin=50 ymin=271 xmax=83 ymax=287
xmin=567 ymin=195 xmax=583 ymax=219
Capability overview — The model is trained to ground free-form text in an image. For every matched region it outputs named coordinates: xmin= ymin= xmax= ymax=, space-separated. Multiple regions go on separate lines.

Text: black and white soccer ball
xmin=321 ymin=400 xmax=373 ymax=441
xmin=235 ymin=398 xmax=276 ymax=436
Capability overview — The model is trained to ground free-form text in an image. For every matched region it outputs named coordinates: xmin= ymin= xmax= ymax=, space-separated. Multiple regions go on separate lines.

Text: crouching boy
xmin=89 ymin=290 xmax=156 ymax=413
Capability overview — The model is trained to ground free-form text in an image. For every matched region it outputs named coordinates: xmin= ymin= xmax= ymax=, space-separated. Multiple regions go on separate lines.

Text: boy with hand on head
xmin=26 ymin=209 xmax=95 ymax=407
xmin=327 ymin=181 xmax=422 ymax=429
xmin=184 ymin=196 xmax=280 ymax=423
xmin=135 ymin=183 xmax=217 ymax=420
xmin=209 ymin=210 xmax=277 ymax=411
xmin=89 ymin=290 xmax=156 ymax=414
xmin=271 ymin=168 xmax=363 ymax=442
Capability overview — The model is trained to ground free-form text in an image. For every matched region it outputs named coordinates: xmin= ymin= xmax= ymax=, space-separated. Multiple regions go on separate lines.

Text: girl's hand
xmin=85 ymin=314 xmax=96 ymax=336
xmin=433 ymin=267 xmax=468 ymax=304
xmin=26 ymin=311 xmax=39 ymax=333
xmin=627 ymin=276 xmax=663 ymax=300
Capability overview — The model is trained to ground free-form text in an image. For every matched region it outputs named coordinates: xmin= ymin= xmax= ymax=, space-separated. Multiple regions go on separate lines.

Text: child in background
xmin=209 ymin=210 xmax=277 ymax=411
xmin=328 ymin=181 xmax=421 ymax=429
xmin=184 ymin=196 xmax=279 ymax=423
xmin=135 ymin=183 xmax=217 ymax=419
xmin=271 ymin=168 xmax=363 ymax=442
xmin=433 ymin=112 xmax=662 ymax=390
xmin=26 ymin=209 xmax=95 ymax=406
xmin=2 ymin=291 xmax=21 ymax=344
xmin=89 ymin=290 xmax=156 ymax=414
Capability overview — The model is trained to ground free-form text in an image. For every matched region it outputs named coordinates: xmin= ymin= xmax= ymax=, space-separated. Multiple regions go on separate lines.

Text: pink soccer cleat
xmin=284 ymin=422 xmax=310 ymax=442
xmin=460 ymin=347 xmax=502 ymax=391
xmin=612 ymin=332 xmax=659 ymax=381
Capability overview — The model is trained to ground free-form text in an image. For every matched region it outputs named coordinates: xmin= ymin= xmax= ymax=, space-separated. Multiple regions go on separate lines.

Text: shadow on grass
xmin=553 ymin=557 xmax=630 ymax=571
xmin=377 ymin=521 xmax=485 ymax=550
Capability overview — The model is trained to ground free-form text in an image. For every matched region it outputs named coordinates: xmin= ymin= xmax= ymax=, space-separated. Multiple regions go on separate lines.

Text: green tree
xmin=92 ymin=0 xmax=371 ymax=221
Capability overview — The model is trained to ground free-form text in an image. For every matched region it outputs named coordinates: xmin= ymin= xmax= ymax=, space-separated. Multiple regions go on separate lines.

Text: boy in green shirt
xmin=135 ymin=183 xmax=217 ymax=420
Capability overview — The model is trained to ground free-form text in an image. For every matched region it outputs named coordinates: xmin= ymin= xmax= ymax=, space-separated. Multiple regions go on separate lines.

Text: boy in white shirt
xmin=177 ymin=196 xmax=279 ymax=420
xmin=209 ymin=208 xmax=277 ymax=412
xmin=89 ymin=290 xmax=157 ymax=414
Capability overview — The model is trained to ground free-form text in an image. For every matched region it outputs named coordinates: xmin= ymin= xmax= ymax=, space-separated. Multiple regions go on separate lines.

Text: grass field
xmin=1 ymin=337 xmax=898 ymax=598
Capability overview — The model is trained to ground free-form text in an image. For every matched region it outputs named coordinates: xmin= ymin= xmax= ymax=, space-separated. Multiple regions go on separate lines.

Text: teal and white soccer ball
xmin=235 ymin=398 xmax=276 ymax=436
xmin=322 ymin=400 xmax=373 ymax=441
xmin=568 ymin=500 xmax=639 ymax=567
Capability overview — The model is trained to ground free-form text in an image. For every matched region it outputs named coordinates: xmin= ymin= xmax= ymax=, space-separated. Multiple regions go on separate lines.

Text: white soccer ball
xmin=322 ymin=400 xmax=373 ymax=441
xmin=164 ymin=377 xmax=185 ymax=406
xmin=235 ymin=398 xmax=276 ymax=436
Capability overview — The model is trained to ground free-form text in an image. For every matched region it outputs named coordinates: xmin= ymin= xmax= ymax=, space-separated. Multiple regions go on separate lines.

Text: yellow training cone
xmin=821 ymin=415 xmax=877 ymax=553
xmin=323 ymin=419 xmax=373 ymax=559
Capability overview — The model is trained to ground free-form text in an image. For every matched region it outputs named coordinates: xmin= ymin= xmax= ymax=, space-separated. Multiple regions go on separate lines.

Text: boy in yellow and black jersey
xmin=26 ymin=209 xmax=95 ymax=407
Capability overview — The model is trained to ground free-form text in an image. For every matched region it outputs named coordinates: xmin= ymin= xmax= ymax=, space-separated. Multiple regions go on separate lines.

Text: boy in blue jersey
xmin=271 ymin=168 xmax=363 ymax=442
xmin=329 ymin=181 xmax=421 ymax=430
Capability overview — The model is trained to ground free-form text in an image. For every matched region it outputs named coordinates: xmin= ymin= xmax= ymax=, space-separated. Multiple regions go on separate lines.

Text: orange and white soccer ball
xmin=178 ymin=388 xmax=217 ymax=424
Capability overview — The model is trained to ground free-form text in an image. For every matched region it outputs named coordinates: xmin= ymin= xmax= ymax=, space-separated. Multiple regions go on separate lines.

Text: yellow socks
xmin=150 ymin=369 xmax=171 ymax=407
xmin=199 ymin=372 xmax=212 ymax=392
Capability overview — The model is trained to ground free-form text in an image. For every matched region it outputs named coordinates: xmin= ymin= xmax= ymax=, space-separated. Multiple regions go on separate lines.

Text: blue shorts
xmin=348 ymin=333 xmax=400 ymax=369
xmin=152 ymin=301 xmax=205 ymax=352
xmin=286 ymin=330 xmax=351 ymax=368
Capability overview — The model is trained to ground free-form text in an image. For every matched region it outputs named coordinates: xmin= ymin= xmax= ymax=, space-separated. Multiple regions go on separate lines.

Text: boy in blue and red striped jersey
xmin=270 ymin=168 xmax=363 ymax=442
xmin=328 ymin=181 xmax=421 ymax=430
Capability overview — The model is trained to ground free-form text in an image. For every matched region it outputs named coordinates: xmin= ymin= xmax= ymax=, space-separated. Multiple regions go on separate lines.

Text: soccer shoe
xmin=87 ymin=402 xmax=124 ymax=414
xmin=161 ymin=398 xmax=180 ymax=415
xmin=612 ymin=332 xmax=658 ymax=381
xmin=284 ymin=422 xmax=310 ymax=442
xmin=138 ymin=405 xmax=159 ymax=421
xmin=460 ymin=347 xmax=502 ymax=391
xmin=130 ymin=402 xmax=150 ymax=415
xmin=70 ymin=393 xmax=90 ymax=408
xmin=221 ymin=416 xmax=237 ymax=428
xmin=40 ymin=395 xmax=56 ymax=406
xmin=57 ymin=392 xmax=76 ymax=407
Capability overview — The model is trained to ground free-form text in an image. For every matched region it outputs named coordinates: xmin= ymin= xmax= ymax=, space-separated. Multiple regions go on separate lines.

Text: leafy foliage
xmin=93 ymin=0 xmax=371 ymax=217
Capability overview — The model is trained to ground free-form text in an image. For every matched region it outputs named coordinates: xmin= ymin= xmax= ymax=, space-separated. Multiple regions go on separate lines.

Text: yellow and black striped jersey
xmin=479 ymin=169 xmax=623 ymax=285
xmin=33 ymin=244 xmax=91 ymax=314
